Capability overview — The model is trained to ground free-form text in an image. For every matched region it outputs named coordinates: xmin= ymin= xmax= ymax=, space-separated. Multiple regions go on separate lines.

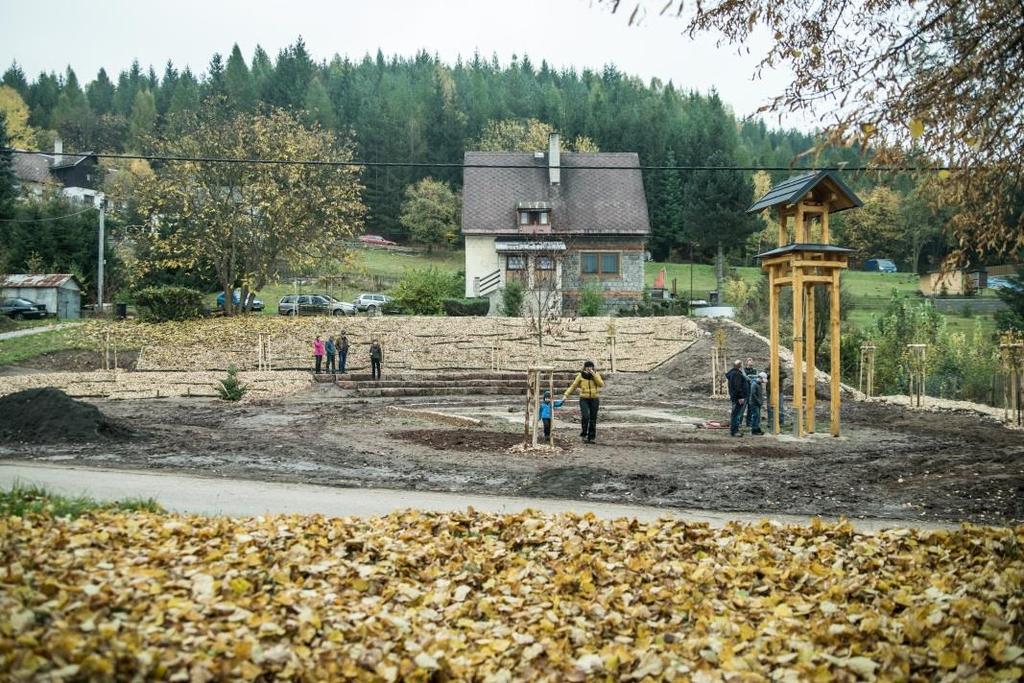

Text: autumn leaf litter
xmin=2 ymin=510 xmax=1021 ymax=681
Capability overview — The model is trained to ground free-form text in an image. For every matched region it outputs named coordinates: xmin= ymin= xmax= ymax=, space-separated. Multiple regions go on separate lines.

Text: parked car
xmin=359 ymin=234 xmax=398 ymax=247
xmin=0 ymin=297 xmax=48 ymax=320
xmin=353 ymin=293 xmax=392 ymax=312
xmin=319 ymin=294 xmax=357 ymax=316
xmin=988 ymin=276 xmax=1022 ymax=291
xmin=277 ymin=294 xmax=354 ymax=316
xmin=216 ymin=291 xmax=265 ymax=311
xmin=863 ymin=258 xmax=898 ymax=273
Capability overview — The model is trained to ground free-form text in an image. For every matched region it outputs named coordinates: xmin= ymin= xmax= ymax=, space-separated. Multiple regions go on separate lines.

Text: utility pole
xmin=97 ymin=194 xmax=106 ymax=315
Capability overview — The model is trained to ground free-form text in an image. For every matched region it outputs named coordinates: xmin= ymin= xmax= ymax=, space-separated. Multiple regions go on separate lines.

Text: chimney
xmin=53 ymin=137 xmax=63 ymax=166
xmin=548 ymin=133 xmax=560 ymax=185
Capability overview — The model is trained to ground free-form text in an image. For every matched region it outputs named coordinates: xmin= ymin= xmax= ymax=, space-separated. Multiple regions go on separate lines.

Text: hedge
xmin=133 ymin=286 xmax=205 ymax=322
xmin=443 ymin=298 xmax=491 ymax=316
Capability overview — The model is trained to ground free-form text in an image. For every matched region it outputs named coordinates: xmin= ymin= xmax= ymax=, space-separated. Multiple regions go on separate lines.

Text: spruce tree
xmin=53 ymin=67 xmax=93 ymax=148
xmin=0 ymin=112 xmax=16 ymax=223
xmin=2 ymin=62 xmax=29 ymax=97
xmin=302 ymin=76 xmax=336 ymax=129
xmin=129 ymin=89 xmax=157 ymax=149
xmin=225 ymin=44 xmax=256 ymax=112
xmin=87 ymin=68 xmax=115 ymax=115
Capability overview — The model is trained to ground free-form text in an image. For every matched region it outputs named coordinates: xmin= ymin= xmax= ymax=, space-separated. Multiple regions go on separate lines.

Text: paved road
xmin=0 ymin=461 xmax=954 ymax=531
xmin=0 ymin=322 xmax=78 ymax=341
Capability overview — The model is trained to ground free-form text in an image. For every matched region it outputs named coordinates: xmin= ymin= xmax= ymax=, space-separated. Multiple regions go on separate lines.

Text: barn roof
xmin=0 ymin=273 xmax=80 ymax=288
xmin=747 ymin=171 xmax=863 ymax=214
xmin=461 ymin=151 xmax=650 ymax=235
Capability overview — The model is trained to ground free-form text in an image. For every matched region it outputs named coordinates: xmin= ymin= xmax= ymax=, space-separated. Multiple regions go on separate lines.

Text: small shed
xmin=0 ymin=274 xmax=82 ymax=319
xmin=919 ymin=269 xmax=987 ymax=296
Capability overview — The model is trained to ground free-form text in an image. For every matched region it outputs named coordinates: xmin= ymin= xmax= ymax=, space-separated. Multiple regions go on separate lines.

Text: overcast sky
xmin=0 ymin=0 xmax=799 ymax=127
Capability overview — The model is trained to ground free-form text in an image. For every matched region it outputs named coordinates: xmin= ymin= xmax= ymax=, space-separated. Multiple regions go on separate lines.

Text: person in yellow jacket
xmin=564 ymin=360 xmax=604 ymax=443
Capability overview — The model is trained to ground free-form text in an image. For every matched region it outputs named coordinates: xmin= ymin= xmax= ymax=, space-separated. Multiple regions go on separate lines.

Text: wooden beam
xmin=773 ymin=276 xmax=793 ymax=286
xmin=795 ymin=204 xmax=806 ymax=243
xmin=769 ymin=264 xmax=780 ymax=434
xmin=778 ymin=209 xmax=788 ymax=246
xmin=830 ymin=269 xmax=841 ymax=436
xmin=821 ymin=204 xmax=831 ymax=244
xmin=792 ymin=265 xmax=804 ymax=437
xmin=800 ymin=275 xmax=835 ymax=284
xmin=805 ymin=283 xmax=816 ymax=434
xmin=792 ymin=260 xmax=849 ymax=269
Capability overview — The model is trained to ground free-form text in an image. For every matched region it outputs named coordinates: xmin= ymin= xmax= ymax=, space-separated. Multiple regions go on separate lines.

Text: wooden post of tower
xmin=829 ymin=269 xmax=841 ymax=436
xmin=769 ymin=262 xmax=780 ymax=434
xmin=805 ymin=282 xmax=816 ymax=433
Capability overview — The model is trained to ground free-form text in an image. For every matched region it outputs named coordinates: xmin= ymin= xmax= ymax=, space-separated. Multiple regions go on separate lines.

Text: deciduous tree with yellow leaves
xmin=134 ymin=102 xmax=365 ymax=314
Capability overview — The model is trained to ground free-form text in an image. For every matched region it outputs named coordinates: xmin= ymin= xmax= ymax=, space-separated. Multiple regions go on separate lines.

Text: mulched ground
xmin=390 ymin=428 xmax=573 ymax=452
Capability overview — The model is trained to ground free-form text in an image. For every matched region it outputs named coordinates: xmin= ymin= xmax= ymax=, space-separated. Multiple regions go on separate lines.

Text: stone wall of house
xmin=560 ymin=237 xmax=646 ymax=314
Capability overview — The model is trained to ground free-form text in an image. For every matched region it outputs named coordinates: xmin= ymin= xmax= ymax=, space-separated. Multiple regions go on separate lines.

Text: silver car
xmin=353 ymin=293 xmax=391 ymax=313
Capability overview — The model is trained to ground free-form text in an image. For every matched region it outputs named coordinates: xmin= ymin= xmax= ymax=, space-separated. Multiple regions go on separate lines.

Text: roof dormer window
xmin=519 ymin=210 xmax=548 ymax=226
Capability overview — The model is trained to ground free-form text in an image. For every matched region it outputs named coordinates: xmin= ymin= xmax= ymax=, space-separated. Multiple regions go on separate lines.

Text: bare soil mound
xmin=0 ymin=388 xmax=133 ymax=443
xmin=391 ymin=429 xmax=572 ymax=452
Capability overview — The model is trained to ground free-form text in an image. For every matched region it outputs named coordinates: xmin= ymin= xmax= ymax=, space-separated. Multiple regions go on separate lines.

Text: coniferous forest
xmin=2 ymin=40 xmax=873 ymax=261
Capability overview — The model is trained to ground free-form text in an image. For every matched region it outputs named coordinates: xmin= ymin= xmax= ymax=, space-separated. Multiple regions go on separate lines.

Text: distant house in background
xmin=0 ymin=273 xmax=82 ymax=319
xmin=461 ymin=133 xmax=650 ymax=315
xmin=919 ymin=268 xmax=987 ymax=296
xmin=11 ymin=138 xmax=101 ymax=205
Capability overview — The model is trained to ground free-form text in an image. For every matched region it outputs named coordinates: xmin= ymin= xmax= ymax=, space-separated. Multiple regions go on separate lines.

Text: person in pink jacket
xmin=313 ymin=335 xmax=325 ymax=374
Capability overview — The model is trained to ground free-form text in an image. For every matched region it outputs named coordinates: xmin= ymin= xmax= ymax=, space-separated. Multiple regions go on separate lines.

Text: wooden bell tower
xmin=748 ymin=172 xmax=863 ymax=437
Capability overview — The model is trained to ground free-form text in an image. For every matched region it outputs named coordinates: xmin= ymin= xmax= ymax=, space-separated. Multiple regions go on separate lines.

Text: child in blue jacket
xmin=538 ymin=391 xmax=563 ymax=440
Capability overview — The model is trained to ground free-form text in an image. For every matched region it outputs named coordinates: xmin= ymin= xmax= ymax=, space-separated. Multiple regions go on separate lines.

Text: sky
xmin=0 ymin=0 xmax=799 ymax=127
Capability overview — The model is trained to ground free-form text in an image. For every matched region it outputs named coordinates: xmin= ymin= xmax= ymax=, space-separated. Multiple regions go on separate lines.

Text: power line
xmin=1 ymin=147 xmax=956 ymax=172
xmin=0 ymin=206 xmax=95 ymax=223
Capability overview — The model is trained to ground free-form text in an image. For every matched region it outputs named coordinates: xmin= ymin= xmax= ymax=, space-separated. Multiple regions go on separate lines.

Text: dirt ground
xmin=1 ymin=355 xmax=1020 ymax=525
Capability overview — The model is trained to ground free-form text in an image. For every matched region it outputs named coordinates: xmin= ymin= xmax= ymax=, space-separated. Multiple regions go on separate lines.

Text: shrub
xmin=391 ymin=268 xmax=462 ymax=315
xmin=619 ymin=292 xmax=690 ymax=317
xmin=443 ymin=297 xmax=490 ymax=316
xmin=133 ymin=286 xmax=204 ymax=322
xmin=500 ymin=280 xmax=525 ymax=317
xmin=723 ymin=276 xmax=755 ymax=306
xmin=215 ymin=365 xmax=248 ymax=401
xmin=578 ymin=283 xmax=603 ymax=317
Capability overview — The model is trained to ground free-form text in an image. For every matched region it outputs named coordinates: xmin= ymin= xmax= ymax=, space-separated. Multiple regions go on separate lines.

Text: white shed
xmin=1 ymin=274 xmax=82 ymax=319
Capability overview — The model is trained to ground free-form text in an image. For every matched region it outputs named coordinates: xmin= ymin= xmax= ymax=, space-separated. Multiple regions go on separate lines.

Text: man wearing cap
xmin=725 ymin=359 xmax=747 ymax=437
xmin=563 ymin=360 xmax=604 ymax=444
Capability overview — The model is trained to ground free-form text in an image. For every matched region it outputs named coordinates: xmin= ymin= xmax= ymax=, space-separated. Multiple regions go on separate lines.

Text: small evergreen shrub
xmin=500 ymin=280 xmax=525 ymax=316
xmin=578 ymin=283 xmax=603 ymax=317
xmin=133 ymin=286 xmax=204 ymax=322
xmin=215 ymin=365 xmax=249 ymax=401
xmin=443 ymin=297 xmax=490 ymax=316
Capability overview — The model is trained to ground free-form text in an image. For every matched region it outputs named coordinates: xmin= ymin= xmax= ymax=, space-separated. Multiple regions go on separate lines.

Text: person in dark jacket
xmin=743 ymin=357 xmax=759 ymax=427
xmin=369 ymin=339 xmax=383 ymax=380
xmin=725 ymin=359 xmax=747 ymax=437
xmin=324 ymin=336 xmax=337 ymax=374
xmin=749 ymin=372 xmax=767 ymax=435
xmin=337 ymin=332 xmax=350 ymax=373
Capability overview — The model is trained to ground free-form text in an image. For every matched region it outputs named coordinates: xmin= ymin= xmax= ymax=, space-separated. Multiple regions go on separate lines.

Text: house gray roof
xmin=1 ymin=273 xmax=80 ymax=289
xmin=11 ymin=152 xmax=56 ymax=185
xmin=747 ymin=171 xmax=863 ymax=214
xmin=461 ymin=151 xmax=650 ymax=236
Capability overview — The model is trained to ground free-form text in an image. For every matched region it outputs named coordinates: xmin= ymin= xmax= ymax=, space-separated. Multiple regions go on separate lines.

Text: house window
xmin=518 ymin=210 xmax=549 ymax=226
xmin=581 ymin=252 xmax=621 ymax=276
xmin=536 ymin=255 xmax=555 ymax=271
xmin=506 ymin=254 xmax=526 ymax=270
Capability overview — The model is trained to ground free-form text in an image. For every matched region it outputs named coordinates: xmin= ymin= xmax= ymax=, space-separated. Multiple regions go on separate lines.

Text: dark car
xmin=217 ymin=291 xmax=265 ymax=311
xmin=863 ymin=258 xmax=898 ymax=273
xmin=0 ymin=297 xmax=48 ymax=320
xmin=278 ymin=295 xmax=353 ymax=316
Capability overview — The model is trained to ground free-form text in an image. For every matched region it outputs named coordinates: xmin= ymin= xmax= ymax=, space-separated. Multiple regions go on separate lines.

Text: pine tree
xmin=156 ymin=61 xmax=179 ymax=115
xmin=0 ymin=112 xmax=16 ymax=223
xmin=53 ymin=67 xmax=93 ymax=148
xmin=204 ymin=53 xmax=227 ymax=101
xmin=27 ymin=71 xmax=60 ymax=129
xmin=87 ymin=68 xmax=115 ymax=115
xmin=250 ymin=45 xmax=273 ymax=98
xmin=168 ymin=69 xmax=200 ymax=120
xmin=302 ymin=76 xmax=335 ymax=128
xmin=129 ymin=89 xmax=157 ymax=149
xmin=2 ymin=62 xmax=29 ymax=98
xmin=225 ymin=44 xmax=256 ymax=112
xmin=650 ymin=148 xmax=684 ymax=260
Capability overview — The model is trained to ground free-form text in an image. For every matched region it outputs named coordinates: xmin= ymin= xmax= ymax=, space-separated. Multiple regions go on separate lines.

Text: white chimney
xmin=53 ymin=137 xmax=63 ymax=166
xmin=548 ymin=133 xmax=560 ymax=185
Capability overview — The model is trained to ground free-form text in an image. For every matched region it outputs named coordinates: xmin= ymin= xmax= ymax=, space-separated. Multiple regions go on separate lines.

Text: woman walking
xmin=313 ymin=335 xmax=325 ymax=374
xmin=563 ymin=360 xmax=604 ymax=444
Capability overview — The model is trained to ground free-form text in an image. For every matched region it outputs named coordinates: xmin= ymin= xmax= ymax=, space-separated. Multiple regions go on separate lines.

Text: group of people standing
xmin=312 ymin=333 xmax=385 ymax=380
xmin=725 ymin=357 xmax=786 ymax=437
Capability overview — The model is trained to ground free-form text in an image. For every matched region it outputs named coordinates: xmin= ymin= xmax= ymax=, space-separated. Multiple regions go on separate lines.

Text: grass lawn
xmin=0 ymin=327 xmax=95 ymax=366
xmin=0 ymin=484 xmax=162 ymax=518
xmin=203 ymin=248 xmax=464 ymax=315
